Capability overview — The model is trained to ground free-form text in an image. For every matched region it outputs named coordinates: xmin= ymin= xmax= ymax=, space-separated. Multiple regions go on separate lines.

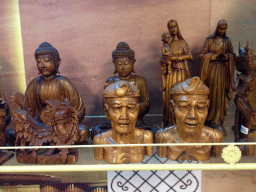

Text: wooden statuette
xmin=160 ymin=20 xmax=193 ymax=127
xmin=93 ymin=81 xmax=153 ymax=164
xmin=92 ymin=42 xmax=152 ymax=139
xmin=156 ymin=77 xmax=223 ymax=161
xmin=233 ymin=42 xmax=256 ymax=156
xmin=12 ymin=94 xmax=80 ymax=164
xmin=11 ymin=42 xmax=88 ymax=164
xmin=200 ymin=20 xmax=236 ymax=137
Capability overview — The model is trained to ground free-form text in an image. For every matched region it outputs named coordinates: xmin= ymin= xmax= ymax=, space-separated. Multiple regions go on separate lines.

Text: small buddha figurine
xmin=233 ymin=42 xmax=256 ymax=156
xmin=93 ymin=81 xmax=153 ymax=164
xmin=92 ymin=42 xmax=151 ymax=138
xmin=0 ymin=91 xmax=13 ymax=165
xmin=156 ymin=77 xmax=223 ymax=161
xmin=25 ymin=42 xmax=89 ymax=142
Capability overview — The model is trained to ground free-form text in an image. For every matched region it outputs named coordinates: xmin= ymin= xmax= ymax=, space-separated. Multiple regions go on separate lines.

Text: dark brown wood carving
xmin=12 ymin=93 xmax=80 ymax=164
xmin=233 ymin=42 xmax=256 ymax=156
xmin=0 ymin=92 xmax=13 ymax=165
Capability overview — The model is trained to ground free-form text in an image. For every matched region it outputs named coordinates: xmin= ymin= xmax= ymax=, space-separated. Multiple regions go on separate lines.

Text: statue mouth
xmin=117 ymin=121 xmax=130 ymax=127
xmin=185 ymin=121 xmax=198 ymax=127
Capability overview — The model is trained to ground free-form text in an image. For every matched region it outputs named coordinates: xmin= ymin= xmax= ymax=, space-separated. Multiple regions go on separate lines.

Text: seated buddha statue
xmin=156 ymin=77 xmax=223 ymax=161
xmin=25 ymin=42 xmax=89 ymax=143
xmin=92 ymin=42 xmax=153 ymax=138
xmin=93 ymin=81 xmax=153 ymax=164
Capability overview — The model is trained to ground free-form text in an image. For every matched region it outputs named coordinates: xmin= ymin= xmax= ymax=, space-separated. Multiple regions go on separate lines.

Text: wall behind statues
xmin=19 ymin=0 xmax=212 ymax=120
xmin=0 ymin=1 xmax=26 ymax=106
xmin=0 ymin=0 xmax=254 ymax=127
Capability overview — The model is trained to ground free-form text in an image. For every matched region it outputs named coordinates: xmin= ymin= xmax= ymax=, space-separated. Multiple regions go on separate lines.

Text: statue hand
xmin=223 ymin=54 xmax=229 ymax=61
xmin=210 ymin=54 xmax=218 ymax=61
xmin=177 ymin=57 xmax=183 ymax=61
xmin=161 ymin=64 xmax=167 ymax=74
xmin=231 ymin=84 xmax=238 ymax=92
xmin=168 ymin=56 xmax=178 ymax=61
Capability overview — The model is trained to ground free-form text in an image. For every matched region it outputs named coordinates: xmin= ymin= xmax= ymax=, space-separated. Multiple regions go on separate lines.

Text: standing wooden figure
xmin=160 ymin=20 xmax=193 ymax=127
xmin=200 ymin=20 xmax=236 ymax=137
xmin=233 ymin=42 xmax=256 ymax=156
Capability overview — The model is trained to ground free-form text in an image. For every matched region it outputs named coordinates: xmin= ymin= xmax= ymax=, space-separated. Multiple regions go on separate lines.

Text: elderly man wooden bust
xmin=93 ymin=81 xmax=153 ymax=164
xmin=92 ymin=42 xmax=151 ymax=139
xmin=156 ymin=77 xmax=223 ymax=161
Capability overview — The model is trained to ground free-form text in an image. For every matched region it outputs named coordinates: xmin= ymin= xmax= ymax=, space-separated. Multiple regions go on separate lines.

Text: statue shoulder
xmin=93 ymin=130 xmax=111 ymax=144
xmin=156 ymin=125 xmax=176 ymax=141
xmin=203 ymin=126 xmax=223 ymax=142
xmin=25 ymin=77 xmax=43 ymax=93
xmin=105 ymin=76 xmax=120 ymax=87
xmin=56 ymin=75 xmax=72 ymax=83
xmin=144 ymin=129 xmax=153 ymax=140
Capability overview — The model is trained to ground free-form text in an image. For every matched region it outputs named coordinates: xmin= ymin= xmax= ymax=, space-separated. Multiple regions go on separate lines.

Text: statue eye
xmin=178 ymin=105 xmax=189 ymax=111
xmin=112 ymin=106 xmax=121 ymax=112
xmin=197 ymin=106 xmax=206 ymax=112
xmin=127 ymin=105 xmax=136 ymax=112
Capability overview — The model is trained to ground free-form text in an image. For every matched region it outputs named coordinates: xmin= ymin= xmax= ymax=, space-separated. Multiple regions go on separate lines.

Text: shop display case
xmin=0 ymin=0 xmax=256 ymax=191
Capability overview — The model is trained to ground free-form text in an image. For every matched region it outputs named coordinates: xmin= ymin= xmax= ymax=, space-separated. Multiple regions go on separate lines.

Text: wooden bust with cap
xmin=93 ymin=81 xmax=153 ymax=164
xmin=156 ymin=77 xmax=223 ymax=161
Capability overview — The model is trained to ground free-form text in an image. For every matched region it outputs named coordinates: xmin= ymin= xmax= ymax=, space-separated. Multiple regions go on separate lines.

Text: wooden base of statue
xmin=16 ymin=149 xmax=78 ymax=164
xmin=237 ymin=138 xmax=255 ymax=156
xmin=0 ymin=151 xmax=14 ymax=165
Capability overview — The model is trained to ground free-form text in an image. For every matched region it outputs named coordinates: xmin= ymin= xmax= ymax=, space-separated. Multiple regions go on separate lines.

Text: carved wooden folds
xmin=12 ymin=93 xmax=80 ymax=164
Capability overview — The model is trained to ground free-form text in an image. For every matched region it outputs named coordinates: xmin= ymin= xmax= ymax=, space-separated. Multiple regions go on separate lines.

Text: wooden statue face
xmin=168 ymin=21 xmax=178 ymax=36
xmin=217 ymin=25 xmax=227 ymax=36
xmin=172 ymin=95 xmax=209 ymax=138
xmin=105 ymin=97 xmax=139 ymax=134
xmin=114 ymin=57 xmax=134 ymax=78
xmin=36 ymin=54 xmax=57 ymax=77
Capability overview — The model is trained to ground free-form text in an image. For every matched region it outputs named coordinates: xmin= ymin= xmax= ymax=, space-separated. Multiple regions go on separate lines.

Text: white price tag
xmin=241 ymin=125 xmax=249 ymax=134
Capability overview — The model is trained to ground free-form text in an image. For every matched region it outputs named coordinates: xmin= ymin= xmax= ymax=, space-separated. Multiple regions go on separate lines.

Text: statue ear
xmin=104 ymin=103 xmax=110 ymax=119
xmin=113 ymin=60 xmax=117 ymax=74
xmin=55 ymin=59 xmax=61 ymax=71
xmin=206 ymin=99 xmax=210 ymax=108
xmin=131 ymin=60 xmax=136 ymax=73
xmin=170 ymin=100 xmax=174 ymax=108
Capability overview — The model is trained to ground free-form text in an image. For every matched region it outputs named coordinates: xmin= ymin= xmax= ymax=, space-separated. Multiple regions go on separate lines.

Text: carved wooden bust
xmin=93 ymin=81 xmax=153 ymax=164
xmin=156 ymin=77 xmax=223 ymax=161
xmin=92 ymin=42 xmax=152 ymax=139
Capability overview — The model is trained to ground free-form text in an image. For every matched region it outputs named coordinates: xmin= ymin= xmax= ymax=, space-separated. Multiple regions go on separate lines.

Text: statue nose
xmin=120 ymin=107 xmax=128 ymax=119
xmin=41 ymin=62 xmax=46 ymax=67
xmin=187 ymin=107 xmax=196 ymax=119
